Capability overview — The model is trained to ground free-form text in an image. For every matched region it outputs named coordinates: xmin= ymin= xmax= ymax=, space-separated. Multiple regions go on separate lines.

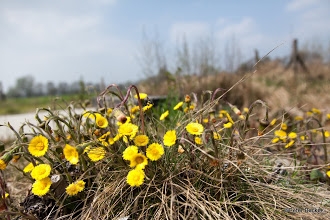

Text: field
xmin=1 ymin=60 xmax=330 ymax=219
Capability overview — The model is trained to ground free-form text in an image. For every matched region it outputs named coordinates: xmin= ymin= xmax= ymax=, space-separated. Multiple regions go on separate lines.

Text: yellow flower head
xmin=118 ymin=123 xmax=138 ymax=137
xmin=134 ymin=135 xmax=149 ymax=147
xmin=31 ymin=164 xmax=51 ymax=180
xmin=324 ymin=131 xmax=330 ymax=138
xmin=23 ymin=162 xmax=36 ymax=173
xmin=274 ymin=130 xmax=287 ymax=140
xmin=146 ymin=143 xmax=164 ymax=161
xmin=107 ymin=108 xmax=113 ymax=116
xmin=281 ymin=123 xmax=287 ymax=131
xmin=294 ymin=116 xmax=304 ymax=121
xmin=213 ymin=132 xmax=221 ymax=140
xmin=223 ymin=122 xmax=233 ymax=129
xmin=160 ymin=110 xmax=169 ymax=121
xmin=311 ymin=108 xmax=321 ymax=115
xmin=173 ymin=101 xmax=183 ymax=110
xmin=163 ymin=130 xmax=177 ymax=147
xmin=130 ymin=105 xmax=140 ymax=114
xmin=194 ymin=136 xmax=202 ymax=145
xmin=87 ymin=147 xmax=106 ymax=162
xmin=0 ymin=159 xmax=6 ymax=170
xmin=32 ymin=177 xmax=52 ymax=196
xmin=134 ymin=93 xmax=148 ymax=100
xmin=129 ymin=153 xmax=148 ymax=169
xmin=66 ymin=180 xmax=85 ymax=196
xmin=270 ymin=119 xmax=277 ymax=126
xmin=28 ymin=135 xmax=49 ymax=157
xmin=95 ymin=115 xmax=108 ymax=128
xmin=123 ymin=145 xmax=139 ymax=161
xmin=186 ymin=122 xmax=204 ymax=135
xmin=327 ymin=171 xmax=330 ymax=178
xmin=127 ymin=168 xmax=145 ymax=187
xmin=271 ymin=137 xmax=280 ymax=143
xmin=143 ymin=103 xmax=153 ymax=112
xmin=288 ymin=132 xmax=297 ymax=139
xmin=285 ymin=140 xmax=295 ymax=149
xmin=63 ymin=144 xmax=79 ymax=165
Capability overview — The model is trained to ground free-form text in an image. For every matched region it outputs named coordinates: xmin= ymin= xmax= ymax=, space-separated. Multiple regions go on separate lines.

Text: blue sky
xmin=0 ymin=0 xmax=329 ymax=92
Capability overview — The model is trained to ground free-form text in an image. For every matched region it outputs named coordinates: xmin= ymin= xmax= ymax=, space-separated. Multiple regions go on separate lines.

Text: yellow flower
xmin=327 ymin=114 xmax=330 ymax=120
xmin=213 ymin=132 xmax=221 ymax=140
xmin=223 ymin=122 xmax=233 ymax=129
xmin=280 ymin=123 xmax=287 ymax=130
xmin=163 ymin=130 xmax=177 ymax=147
xmin=123 ymin=146 xmax=139 ymax=161
xmin=143 ymin=103 xmax=153 ymax=112
xmin=160 ymin=110 xmax=169 ymax=121
xmin=32 ymin=177 xmax=52 ymax=196
xmin=271 ymin=137 xmax=280 ymax=143
xmin=118 ymin=123 xmax=138 ymax=138
xmin=173 ymin=101 xmax=183 ymax=110
xmin=63 ymin=144 xmax=79 ymax=165
xmin=274 ymin=130 xmax=287 ymax=141
xmin=324 ymin=131 xmax=330 ymax=138
xmin=311 ymin=108 xmax=321 ymax=114
xmin=66 ymin=180 xmax=85 ymax=196
xmin=146 ymin=143 xmax=164 ymax=161
xmin=130 ymin=105 xmax=140 ymax=114
xmin=95 ymin=115 xmax=108 ymax=128
xmin=288 ymin=132 xmax=297 ymax=139
xmin=23 ymin=162 xmax=36 ymax=173
xmin=243 ymin=107 xmax=249 ymax=113
xmin=98 ymin=131 xmax=111 ymax=146
xmin=134 ymin=93 xmax=148 ymax=100
xmin=87 ymin=147 xmax=106 ymax=162
xmin=134 ymin=135 xmax=149 ymax=147
xmin=294 ymin=116 xmax=303 ymax=121
xmin=31 ymin=164 xmax=51 ymax=180
xmin=127 ymin=168 xmax=145 ymax=187
xmin=107 ymin=108 xmax=113 ymax=116
xmin=28 ymin=135 xmax=49 ymax=157
xmin=203 ymin=118 xmax=209 ymax=123
xmin=129 ymin=153 xmax=148 ymax=169
xmin=285 ymin=140 xmax=295 ymax=149
xmin=327 ymin=171 xmax=330 ymax=178
xmin=186 ymin=122 xmax=204 ymax=135
xmin=270 ymin=119 xmax=277 ymax=126
xmin=0 ymin=159 xmax=6 ymax=170
xmin=194 ymin=137 xmax=202 ymax=145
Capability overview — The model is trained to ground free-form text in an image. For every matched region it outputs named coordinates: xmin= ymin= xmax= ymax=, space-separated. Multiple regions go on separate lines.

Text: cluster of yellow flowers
xmin=1 ymin=85 xmax=330 ymax=211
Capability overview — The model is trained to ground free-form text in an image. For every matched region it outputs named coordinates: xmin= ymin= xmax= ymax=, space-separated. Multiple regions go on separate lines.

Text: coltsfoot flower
xmin=186 ymin=122 xmax=204 ymax=135
xmin=63 ymin=144 xmax=79 ymax=165
xmin=129 ymin=153 xmax=148 ymax=169
xmin=31 ymin=164 xmax=51 ymax=180
xmin=123 ymin=146 xmax=139 ymax=161
xmin=146 ymin=143 xmax=164 ymax=161
xmin=66 ymin=180 xmax=86 ymax=196
xmin=134 ymin=135 xmax=149 ymax=147
xmin=87 ymin=147 xmax=106 ymax=162
xmin=160 ymin=110 xmax=169 ymax=121
xmin=32 ymin=177 xmax=52 ymax=196
xmin=127 ymin=168 xmax=145 ymax=187
xmin=28 ymin=135 xmax=49 ymax=157
xmin=163 ymin=130 xmax=177 ymax=147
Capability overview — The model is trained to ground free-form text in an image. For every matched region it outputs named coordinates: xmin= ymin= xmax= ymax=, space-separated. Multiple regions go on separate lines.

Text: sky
xmin=0 ymin=0 xmax=329 ymax=93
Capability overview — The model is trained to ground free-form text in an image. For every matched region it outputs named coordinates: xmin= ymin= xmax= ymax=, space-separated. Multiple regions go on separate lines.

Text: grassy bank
xmin=0 ymin=94 xmax=91 ymax=115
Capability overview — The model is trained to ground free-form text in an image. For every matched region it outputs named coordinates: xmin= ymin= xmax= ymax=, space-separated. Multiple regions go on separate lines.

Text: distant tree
xmin=58 ymin=82 xmax=69 ymax=95
xmin=46 ymin=81 xmax=57 ymax=96
xmin=7 ymin=75 xmax=35 ymax=97
xmin=33 ymin=82 xmax=44 ymax=96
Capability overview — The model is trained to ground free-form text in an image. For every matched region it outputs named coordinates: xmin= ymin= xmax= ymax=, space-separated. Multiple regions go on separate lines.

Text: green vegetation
xmin=0 ymin=94 xmax=92 ymax=115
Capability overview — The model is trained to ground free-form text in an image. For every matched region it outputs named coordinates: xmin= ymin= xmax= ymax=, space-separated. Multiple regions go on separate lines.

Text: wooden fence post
xmin=286 ymin=38 xmax=309 ymax=75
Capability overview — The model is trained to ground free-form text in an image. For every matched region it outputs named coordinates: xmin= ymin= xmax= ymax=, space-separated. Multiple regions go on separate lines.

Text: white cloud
xmin=0 ymin=0 xmax=140 ymax=92
xmin=286 ymin=0 xmax=318 ymax=11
